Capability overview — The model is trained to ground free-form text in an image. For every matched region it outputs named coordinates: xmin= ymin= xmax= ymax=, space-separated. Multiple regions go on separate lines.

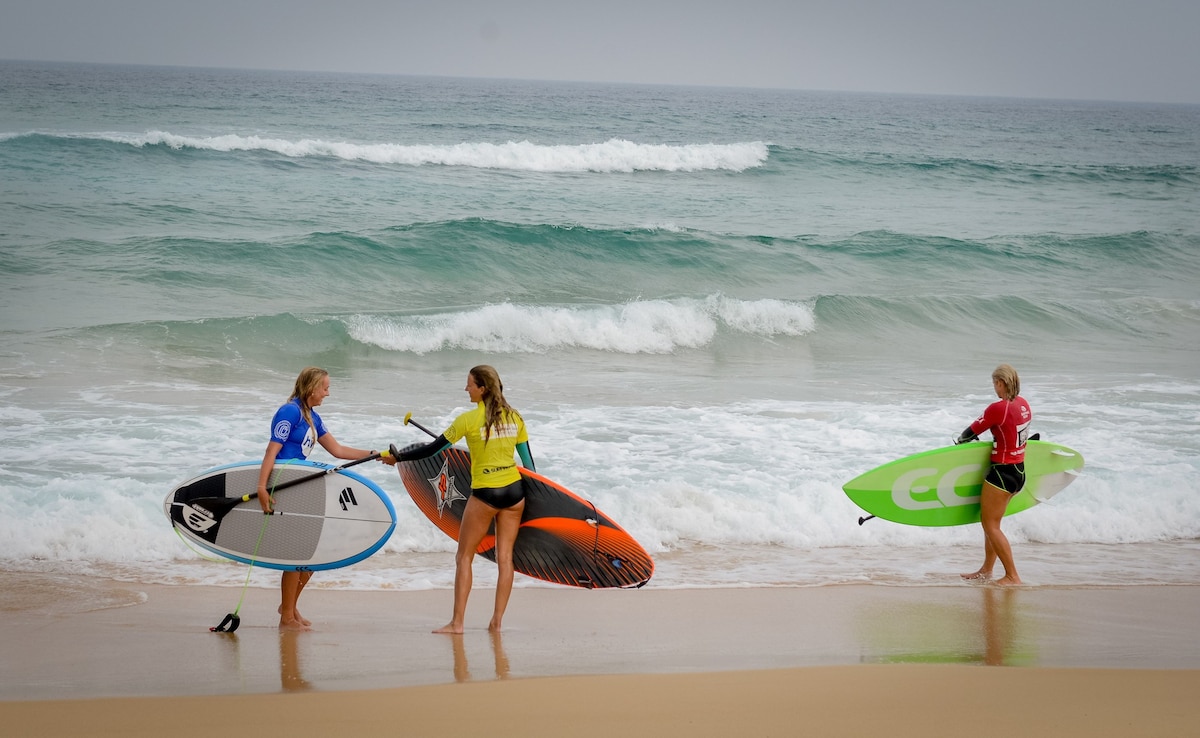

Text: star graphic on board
xmin=430 ymin=458 xmax=467 ymax=517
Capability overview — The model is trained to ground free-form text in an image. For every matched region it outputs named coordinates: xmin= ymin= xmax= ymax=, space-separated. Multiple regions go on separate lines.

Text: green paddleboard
xmin=842 ymin=440 xmax=1084 ymax=527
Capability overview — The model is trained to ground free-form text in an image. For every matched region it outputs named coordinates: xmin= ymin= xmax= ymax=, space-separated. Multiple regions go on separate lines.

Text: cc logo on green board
xmin=890 ymin=464 xmax=984 ymax=510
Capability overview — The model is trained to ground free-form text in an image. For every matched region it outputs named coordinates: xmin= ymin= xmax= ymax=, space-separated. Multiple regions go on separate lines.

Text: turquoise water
xmin=2 ymin=61 xmax=1199 ymax=590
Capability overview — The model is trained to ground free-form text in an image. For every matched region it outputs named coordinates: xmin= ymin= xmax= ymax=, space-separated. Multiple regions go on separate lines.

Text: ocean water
xmin=2 ymin=60 xmax=1199 ymax=596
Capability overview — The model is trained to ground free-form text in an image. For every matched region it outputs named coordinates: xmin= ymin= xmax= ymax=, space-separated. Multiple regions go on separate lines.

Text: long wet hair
xmin=470 ymin=364 xmax=519 ymax=441
xmin=289 ymin=366 xmax=328 ymax=428
xmin=992 ymin=363 xmax=1021 ymax=401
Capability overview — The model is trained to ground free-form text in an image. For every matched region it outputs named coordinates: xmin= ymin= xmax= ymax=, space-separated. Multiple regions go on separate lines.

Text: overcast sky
xmin=3 ymin=0 xmax=1198 ymax=104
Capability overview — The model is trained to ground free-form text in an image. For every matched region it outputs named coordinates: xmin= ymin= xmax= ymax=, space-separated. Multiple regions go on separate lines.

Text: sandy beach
xmin=2 ymin=572 xmax=1198 ymax=736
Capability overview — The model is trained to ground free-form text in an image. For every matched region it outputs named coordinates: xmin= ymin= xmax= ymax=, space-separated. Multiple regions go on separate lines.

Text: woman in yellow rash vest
xmin=387 ymin=365 xmax=535 ymax=633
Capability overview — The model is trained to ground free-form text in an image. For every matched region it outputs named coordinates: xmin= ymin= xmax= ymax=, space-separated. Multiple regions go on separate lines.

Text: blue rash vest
xmin=269 ymin=398 xmax=327 ymax=460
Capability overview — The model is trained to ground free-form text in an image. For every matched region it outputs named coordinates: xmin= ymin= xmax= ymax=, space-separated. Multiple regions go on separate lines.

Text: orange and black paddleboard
xmin=397 ymin=448 xmax=653 ymax=589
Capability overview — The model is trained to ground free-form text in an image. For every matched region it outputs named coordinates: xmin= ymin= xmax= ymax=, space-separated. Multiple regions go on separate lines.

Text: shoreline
xmin=3 ymin=574 xmax=1200 ymax=697
xmin=2 ymin=575 xmax=1199 ymax=735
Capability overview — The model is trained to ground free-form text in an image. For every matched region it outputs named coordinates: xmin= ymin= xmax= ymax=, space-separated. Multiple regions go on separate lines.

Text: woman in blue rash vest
xmin=256 ymin=367 xmax=379 ymax=631
xmin=955 ymin=364 xmax=1033 ymax=586
xmin=386 ymin=365 xmax=535 ymax=633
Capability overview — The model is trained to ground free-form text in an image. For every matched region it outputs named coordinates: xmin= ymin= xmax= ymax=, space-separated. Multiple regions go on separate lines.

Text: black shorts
xmin=471 ymin=479 xmax=526 ymax=509
xmin=985 ymin=463 xmax=1026 ymax=494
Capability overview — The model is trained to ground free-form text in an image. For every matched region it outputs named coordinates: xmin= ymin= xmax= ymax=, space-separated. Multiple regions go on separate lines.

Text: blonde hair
xmin=470 ymin=364 xmax=519 ymax=442
xmin=289 ymin=366 xmax=329 ymax=427
xmin=992 ymin=364 xmax=1021 ymax=401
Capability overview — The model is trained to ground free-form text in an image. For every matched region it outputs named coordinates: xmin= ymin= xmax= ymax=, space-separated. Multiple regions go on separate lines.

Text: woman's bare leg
xmin=962 ymin=536 xmax=998 ymax=580
xmin=978 ymin=482 xmax=1021 ymax=585
xmin=280 ymin=571 xmax=313 ymax=626
xmin=279 ymin=571 xmax=311 ymax=631
xmin=489 ymin=500 xmax=525 ymax=632
xmin=434 ymin=497 xmax=497 ymax=634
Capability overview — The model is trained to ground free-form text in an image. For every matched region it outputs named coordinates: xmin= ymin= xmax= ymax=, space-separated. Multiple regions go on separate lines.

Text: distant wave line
xmin=342 ymin=296 xmax=816 ymax=354
xmin=30 ymin=131 xmax=771 ymax=172
xmin=773 ymin=144 xmax=1199 ymax=184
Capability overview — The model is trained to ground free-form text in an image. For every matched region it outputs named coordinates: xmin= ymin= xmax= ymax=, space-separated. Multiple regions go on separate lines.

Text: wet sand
xmin=2 ymin=573 xmax=1198 ymax=736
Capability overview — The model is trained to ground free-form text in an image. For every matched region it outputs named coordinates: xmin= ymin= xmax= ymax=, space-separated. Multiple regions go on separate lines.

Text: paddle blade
xmin=181 ymin=494 xmax=254 ymax=525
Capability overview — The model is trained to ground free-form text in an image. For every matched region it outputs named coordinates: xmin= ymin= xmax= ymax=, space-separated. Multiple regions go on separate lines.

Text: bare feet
xmin=279 ymin=617 xmax=311 ymax=631
xmin=961 ymin=569 xmax=992 ymax=581
xmin=488 ymin=619 xmax=503 ymax=633
xmin=433 ymin=622 xmax=465 ymax=634
xmin=280 ymin=605 xmax=311 ymax=626
xmin=994 ymin=574 xmax=1022 ymax=586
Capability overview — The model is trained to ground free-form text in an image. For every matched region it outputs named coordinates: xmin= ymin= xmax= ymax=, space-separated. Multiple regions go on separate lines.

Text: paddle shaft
xmin=261 ymin=450 xmax=383 ymax=498
xmin=403 ymin=413 xmax=439 ymax=440
xmin=189 ymin=451 xmax=384 ymax=513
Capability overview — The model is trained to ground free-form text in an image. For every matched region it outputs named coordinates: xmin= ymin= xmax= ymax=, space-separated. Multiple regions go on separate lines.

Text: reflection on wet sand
xmin=449 ymin=631 xmax=511 ymax=683
xmin=981 ymin=587 xmax=1017 ymax=666
xmin=279 ymin=630 xmax=313 ymax=692
xmin=213 ymin=631 xmax=244 ymax=689
xmin=860 ymin=585 xmax=1033 ymax=666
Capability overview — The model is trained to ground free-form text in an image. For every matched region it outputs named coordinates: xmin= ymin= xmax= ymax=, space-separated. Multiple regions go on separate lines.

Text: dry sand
xmin=2 ymin=572 xmax=1198 ymax=736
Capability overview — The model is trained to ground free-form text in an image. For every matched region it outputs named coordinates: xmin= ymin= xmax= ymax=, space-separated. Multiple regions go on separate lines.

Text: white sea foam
xmin=91 ymin=131 xmax=770 ymax=172
xmin=3 ymin=383 xmax=1197 ymax=590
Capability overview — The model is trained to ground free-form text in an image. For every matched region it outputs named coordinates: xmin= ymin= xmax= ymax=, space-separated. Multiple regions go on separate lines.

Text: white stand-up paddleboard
xmin=165 ymin=459 xmax=396 ymax=571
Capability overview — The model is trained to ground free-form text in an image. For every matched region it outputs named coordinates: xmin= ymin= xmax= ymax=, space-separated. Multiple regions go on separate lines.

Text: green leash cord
xmin=211 ymin=512 xmax=270 ymax=633
xmin=210 ymin=461 xmax=293 ymax=633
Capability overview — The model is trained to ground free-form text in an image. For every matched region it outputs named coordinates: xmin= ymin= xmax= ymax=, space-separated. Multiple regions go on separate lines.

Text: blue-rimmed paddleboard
xmin=165 ymin=459 xmax=396 ymax=571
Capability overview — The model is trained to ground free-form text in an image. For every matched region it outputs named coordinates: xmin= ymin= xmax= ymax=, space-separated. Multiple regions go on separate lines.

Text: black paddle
xmin=186 ymin=450 xmax=388 ymax=523
xmin=384 ymin=413 xmax=439 ymax=461
xmin=403 ymin=411 xmax=438 ymax=439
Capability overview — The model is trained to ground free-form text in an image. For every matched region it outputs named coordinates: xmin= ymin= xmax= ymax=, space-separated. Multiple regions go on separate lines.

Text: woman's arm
xmin=317 ymin=433 xmax=374 ymax=460
xmin=516 ymin=441 xmax=535 ymax=472
xmin=954 ymin=426 xmax=979 ymax=445
xmin=256 ymin=441 xmax=284 ymax=513
xmin=392 ymin=435 xmax=452 ymax=462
